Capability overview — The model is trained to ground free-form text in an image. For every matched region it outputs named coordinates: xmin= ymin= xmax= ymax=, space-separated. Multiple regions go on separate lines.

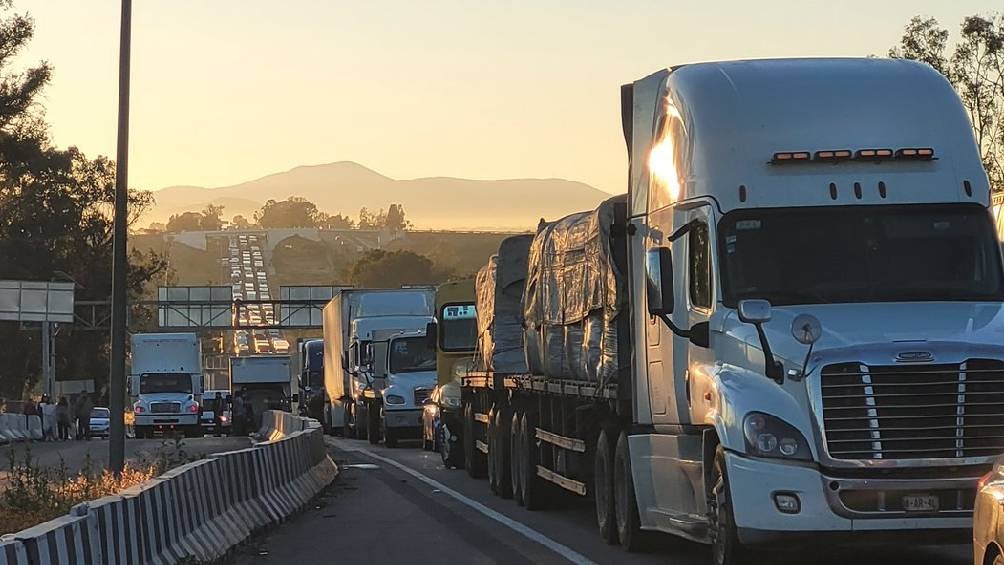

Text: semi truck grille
xmin=821 ymin=359 xmax=1004 ymax=460
xmin=413 ymin=388 xmax=431 ymax=405
xmin=150 ymin=402 xmax=181 ymax=414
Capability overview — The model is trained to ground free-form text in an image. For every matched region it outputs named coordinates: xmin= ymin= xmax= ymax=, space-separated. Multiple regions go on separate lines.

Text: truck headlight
xmin=743 ymin=412 xmax=812 ymax=461
xmin=385 ymin=394 xmax=406 ymax=405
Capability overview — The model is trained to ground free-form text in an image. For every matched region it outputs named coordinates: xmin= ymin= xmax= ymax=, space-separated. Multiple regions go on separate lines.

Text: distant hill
xmin=146 ymin=162 xmax=612 ymax=230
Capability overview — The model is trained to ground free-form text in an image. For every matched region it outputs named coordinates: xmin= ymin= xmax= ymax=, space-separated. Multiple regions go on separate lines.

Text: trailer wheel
xmin=488 ymin=407 xmax=512 ymax=499
xmin=595 ymin=427 xmax=618 ymax=545
xmin=614 ymin=430 xmax=646 ymax=551
xmin=464 ymin=402 xmax=486 ymax=478
xmin=510 ymin=408 xmax=524 ymax=506
xmin=488 ymin=408 xmax=499 ymax=495
xmin=381 ymin=408 xmax=398 ymax=448
xmin=439 ymin=418 xmax=463 ymax=469
xmin=367 ymin=403 xmax=380 ymax=445
xmin=710 ymin=446 xmax=751 ymax=565
xmin=341 ymin=404 xmax=352 ymax=438
xmin=520 ymin=410 xmax=546 ymax=511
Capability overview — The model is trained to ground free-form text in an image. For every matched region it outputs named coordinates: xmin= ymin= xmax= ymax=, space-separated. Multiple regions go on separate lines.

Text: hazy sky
xmin=18 ymin=1 xmax=1002 ymax=194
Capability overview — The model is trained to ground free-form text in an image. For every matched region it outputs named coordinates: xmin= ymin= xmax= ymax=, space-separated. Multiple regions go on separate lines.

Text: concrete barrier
xmin=6 ymin=412 xmax=336 ymax=564
xmin=25 ymin=418 xmax=41 ymax=441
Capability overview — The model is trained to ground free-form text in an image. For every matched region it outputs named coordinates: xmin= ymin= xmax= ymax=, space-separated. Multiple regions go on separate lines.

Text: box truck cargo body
xmin=461 ymin=58 xmax=1002 ymax=564
xmin=130 ymin=333 xmax=203 ymax=438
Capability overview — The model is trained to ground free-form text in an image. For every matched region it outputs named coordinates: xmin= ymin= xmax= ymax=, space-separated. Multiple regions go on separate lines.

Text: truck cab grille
xmin=413 ymin=388 xmax=431 ymax=405
xmin=821 ymin=359 xmax=1004 ymax=460
xmin=150 ymin=402 xmax=181 ymax=414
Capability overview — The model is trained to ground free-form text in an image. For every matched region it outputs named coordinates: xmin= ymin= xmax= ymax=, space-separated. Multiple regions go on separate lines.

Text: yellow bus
xmin=422 ymin=279 xmax=476 ymax=468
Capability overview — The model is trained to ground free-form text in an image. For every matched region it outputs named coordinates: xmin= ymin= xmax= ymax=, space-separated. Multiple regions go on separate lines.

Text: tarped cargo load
xmin=523 ymin=195 xmax=627 ymax=384
xmin=475 ymin=235 xmax=533 ymax=373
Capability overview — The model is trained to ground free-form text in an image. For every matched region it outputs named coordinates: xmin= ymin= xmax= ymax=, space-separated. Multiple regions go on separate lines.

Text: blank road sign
xmin=0 ymin=280 xmax=75 ymax=323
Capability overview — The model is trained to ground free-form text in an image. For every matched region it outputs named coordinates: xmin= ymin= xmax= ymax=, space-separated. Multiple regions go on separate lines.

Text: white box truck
xmin=321 ymin=288 xmax=434 ymax=439
xmin=461 ymin=58 xmax=1002 ymax=564
xmin=130 ymin=333 xmax=203 ymax=438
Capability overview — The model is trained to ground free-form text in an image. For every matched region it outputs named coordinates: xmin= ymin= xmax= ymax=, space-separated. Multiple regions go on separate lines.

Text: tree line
xmin=0 ymin=5 xmax=167 ymax=399
xmin=889 ymin=13 xmax=1004 ymax=191
xmin=163 ymin=197 xmax=411 ymax=233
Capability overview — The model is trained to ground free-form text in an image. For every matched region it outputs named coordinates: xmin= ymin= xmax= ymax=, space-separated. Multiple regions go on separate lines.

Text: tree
xmin=316 ymin=212 xmax=355 ymax=229
xmin=231 ymin=214 xmax=251 ymax=230
xmin=165 ymin=211 xmax=203 ymax=232
xmin=348 ymin=249 xmax=451 ymax=288
xmin=385 ymin=203 xmax=411 ymax=231
xmin=200 ymin=203 xmax=225 ymax=231
xmin=890 ymin=14 xmax=1004 ymax=191
xmin=0 ymin=3 xmax=167 ymax=399
xmin=254 ymin=196 xmax=321 ymax=228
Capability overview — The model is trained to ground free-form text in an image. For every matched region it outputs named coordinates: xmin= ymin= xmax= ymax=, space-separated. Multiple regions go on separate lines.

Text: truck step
xmin=536 ymin=465 xmax=587 ymax=496
xmin=475 ymin=439 xmax=488 ymax=454
xmin=535 ymin=429 xmax=586 ymax=453
xmin=474 ymin=412 xmax=490 ymax=424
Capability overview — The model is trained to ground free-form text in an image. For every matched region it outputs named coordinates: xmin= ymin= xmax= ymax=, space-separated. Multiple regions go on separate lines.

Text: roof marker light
xmin=815 ymin=149 xmax=852 ymax=161
xmin=855 ymin=148 xmax=894 ymax=160
xmin=896 ymin=147 xmax=935 ymax=160
xmin=772 ymin=151 xmax=811 ymax=163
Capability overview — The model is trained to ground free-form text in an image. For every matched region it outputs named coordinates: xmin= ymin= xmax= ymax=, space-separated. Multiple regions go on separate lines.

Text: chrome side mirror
xmin=738 ymin=299 xmax=772 ymax=324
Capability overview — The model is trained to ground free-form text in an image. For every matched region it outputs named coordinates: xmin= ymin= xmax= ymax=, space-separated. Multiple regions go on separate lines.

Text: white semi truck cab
xmin=623 ymin=58 xmax=1002 ymax=560
xmin=461 ymin=58 xmax=1003 ymax=565
xmin=130 ymin=333 xmax=203 ymax=438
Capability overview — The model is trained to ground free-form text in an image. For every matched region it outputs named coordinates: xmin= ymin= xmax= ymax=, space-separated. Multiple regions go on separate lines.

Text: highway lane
xmin=232 ymin=437 xmax=971 ymax=565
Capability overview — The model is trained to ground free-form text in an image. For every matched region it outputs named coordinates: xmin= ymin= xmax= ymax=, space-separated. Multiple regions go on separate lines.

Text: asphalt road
xmin=0 ymin=435 xmax=251 ymax=477
xmin=231 ymin=437 xmax=972 ymax=565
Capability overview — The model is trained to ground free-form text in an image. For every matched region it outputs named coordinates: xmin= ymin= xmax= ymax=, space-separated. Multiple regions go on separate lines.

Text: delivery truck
xmin=130 ymin=333 xmax=203 ymax=438
xmin=321 ymin=288 xmax=435 ymax=438
xmin=461 ymin=58 xmax=1003 ymax=564
xmin=230 ymin=355 xmax=294 ymax=431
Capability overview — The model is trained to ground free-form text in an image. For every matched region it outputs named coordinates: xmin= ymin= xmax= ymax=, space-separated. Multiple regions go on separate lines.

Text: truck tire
xmin=367 ymin=403 xmax=380 ymax=445
xmin=381 ymin=409 xmax=398 ymax=448
xmin=342 ymin=405 xmax=352 ymax=439
xmin=510 ymin=409 xmax=524 ymax=506
xmin=464 ymin=402 xmax=486 ymax=478
xmin=439 ymin=419 xmax=463 ymax=469
xmin=488 ymin=408 xmax=499 ymax=495
xmin=595 ymin=427 xmax=618 ymax=545
xmin=710 ymin=446 xmax=752 ymax=565
xmin=520 ymin=410 xmax=546 ymax=511
xmin=495 ymin=407 xmax=512 ymax=499
xmin=614 ymin=430 xmax=646 ymax=551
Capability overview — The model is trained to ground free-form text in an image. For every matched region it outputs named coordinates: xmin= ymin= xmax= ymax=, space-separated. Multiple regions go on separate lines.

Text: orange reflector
xmin=815 ymin=149 xmax=852 ymax=161
xmin=772 ymin=151 xmax=811 ymax=163
xmin=856 ymin=148 xmax=893 ymax=160
xmin=896 ymin=147 xmax=935 ymax=159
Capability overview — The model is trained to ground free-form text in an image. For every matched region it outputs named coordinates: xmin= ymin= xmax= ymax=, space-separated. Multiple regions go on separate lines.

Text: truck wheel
xmin=439 ymin=419 xmax=463 ymax=469
xmin=614 ymin=430 xmax=646 ymax=551
xmin=595 ymin=427 xmax=618 ymax=545
xmin=358 ymin=403 xmax=370 ymax=441
xmin=495 ymin=407 xmax=512 ymax=499
xmin=341 ymin=405 xmax=351 ymax=438
xmin=367 ymin=404 xmax=380 ymax=445
xmin=464 ymin=402 xmax=486 ymax=478
xmin=520 ymin=411 xmax=546 ymax=511
xmin=381 ymin=409 xmax=398 ymax=448
xmin=488 ymin=408 xmax=499 ymax=495
xmin=510 ymin=409 xmax=524 ymax=506
xmin=710 ymin=447 xmax=751 ymax=565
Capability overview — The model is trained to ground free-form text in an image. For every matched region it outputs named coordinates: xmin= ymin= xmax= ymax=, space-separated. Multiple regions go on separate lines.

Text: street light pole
xmin=109 ymin=0 xmax=133 ymax=475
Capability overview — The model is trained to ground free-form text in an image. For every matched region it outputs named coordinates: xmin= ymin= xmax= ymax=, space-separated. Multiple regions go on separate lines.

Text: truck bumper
xmin=725 ymin=451 xmax=974 ymax=544
xmin=135 ymin=414 xmax=199 ymax=428
xmin=383 ymin=408 xmax=422 ymax=430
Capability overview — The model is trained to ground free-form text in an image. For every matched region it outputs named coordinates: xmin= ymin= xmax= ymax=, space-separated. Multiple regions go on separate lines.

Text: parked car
xmin=89 ymin=407 xmax=111 ymax=438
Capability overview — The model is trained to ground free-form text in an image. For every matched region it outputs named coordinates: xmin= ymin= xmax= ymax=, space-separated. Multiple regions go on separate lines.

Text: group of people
xmin=22 ymin=393 xmax=94 ymax=440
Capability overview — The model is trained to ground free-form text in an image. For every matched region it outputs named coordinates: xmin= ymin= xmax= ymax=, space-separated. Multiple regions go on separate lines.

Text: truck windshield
xmin=389 ymin=336 xmax=437 ymax=373
xmin=440 ymin=303 xmax=477 ymax=352
xmin=139 ymin=373 xmax=193 ymax=394
xmin=306 ymin=343 xmax=324 ymax=386
xmin=719 ymin=204 xmax=1004 ymax=306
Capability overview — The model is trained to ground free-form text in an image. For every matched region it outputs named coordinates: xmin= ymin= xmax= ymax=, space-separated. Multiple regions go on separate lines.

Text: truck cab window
xmin=689 ymin=222 xmax=711 ymax=309
xmin=440 ymin=303 xmax=477 ymax=352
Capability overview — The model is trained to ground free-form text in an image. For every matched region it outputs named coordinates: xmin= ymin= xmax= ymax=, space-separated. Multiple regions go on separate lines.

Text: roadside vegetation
xmin=0 ymin=439 xmax=193 ymax=534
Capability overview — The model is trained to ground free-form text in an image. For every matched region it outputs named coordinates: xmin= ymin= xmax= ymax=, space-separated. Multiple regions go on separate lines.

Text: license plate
xmin=902 ymin=494 xmax=939 ymax=512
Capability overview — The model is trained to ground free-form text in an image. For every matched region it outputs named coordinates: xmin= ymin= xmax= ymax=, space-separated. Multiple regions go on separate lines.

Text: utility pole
xmin=41 ymin=322 xmax=50 ymax=397
xmin=109 ymin=0 xmax=132 ymax=475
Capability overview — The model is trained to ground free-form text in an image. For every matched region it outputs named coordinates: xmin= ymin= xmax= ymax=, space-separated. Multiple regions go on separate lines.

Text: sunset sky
xmin=19 ymin=1 xmax=1002 ymax=195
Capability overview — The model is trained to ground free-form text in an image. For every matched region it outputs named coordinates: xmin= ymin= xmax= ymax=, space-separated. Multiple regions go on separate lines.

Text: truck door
xmin=676 ymin=204 xmax=716 ymax=427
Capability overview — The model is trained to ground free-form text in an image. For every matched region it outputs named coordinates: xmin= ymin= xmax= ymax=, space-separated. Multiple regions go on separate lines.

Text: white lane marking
xmin=329 ymin=438 xmax=597 ymax=565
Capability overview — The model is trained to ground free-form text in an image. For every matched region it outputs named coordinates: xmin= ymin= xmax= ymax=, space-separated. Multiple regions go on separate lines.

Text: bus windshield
xmin=719 ymin=204 xmax=1004 ymax=306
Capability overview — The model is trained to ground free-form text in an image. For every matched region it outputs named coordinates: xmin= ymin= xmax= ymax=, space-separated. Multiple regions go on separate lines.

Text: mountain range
xmin=147 ymin=162 xmax=613 ymax=231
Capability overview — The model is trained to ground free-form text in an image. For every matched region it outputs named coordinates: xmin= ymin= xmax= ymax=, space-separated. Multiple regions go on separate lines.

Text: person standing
xmin=79 ymin=393 xmax=93 ymax=440
xmin=232 ymin=389 xmax=246 ymax=436
xmin=22 ymin=396 xmax=38 ymax=429
xmin=55 ymin=397 xmax=71 ymax=440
